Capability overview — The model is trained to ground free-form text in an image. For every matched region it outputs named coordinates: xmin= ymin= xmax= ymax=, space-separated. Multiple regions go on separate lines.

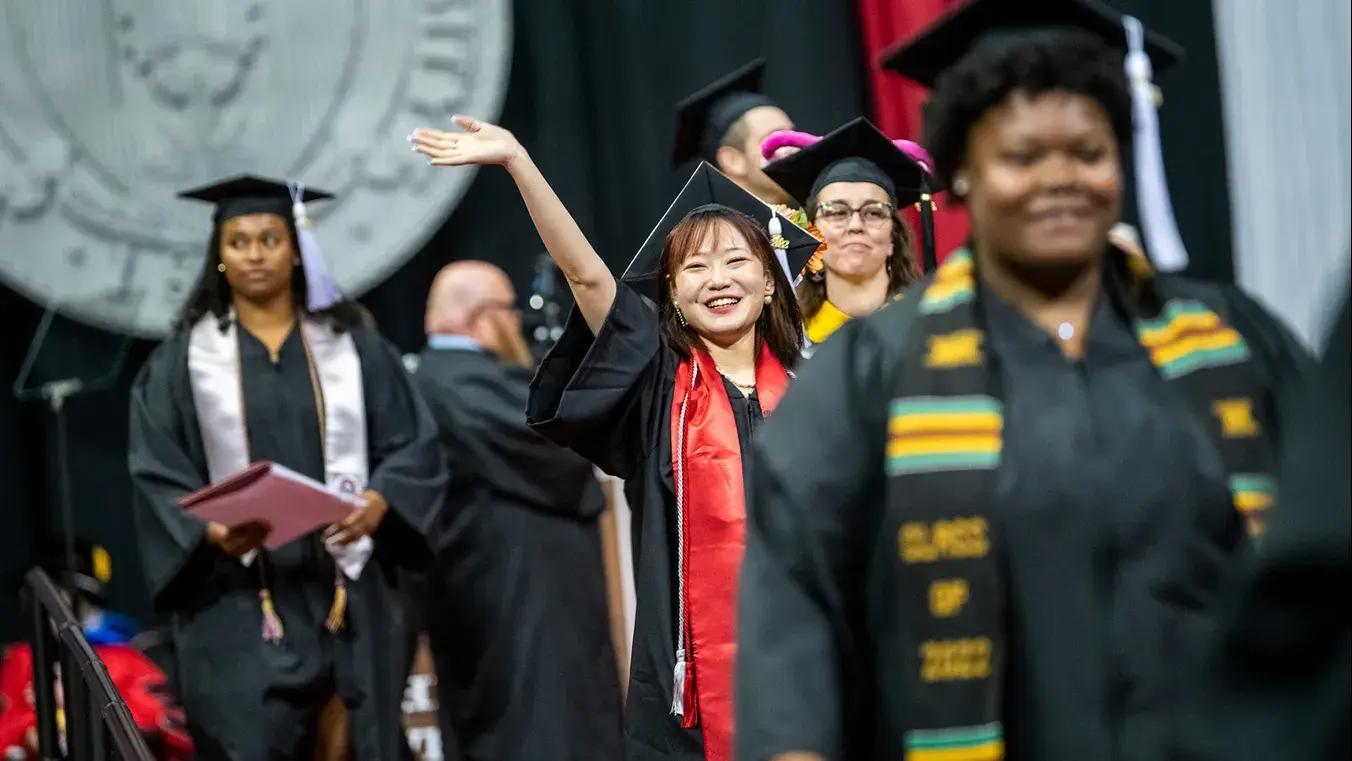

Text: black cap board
xmin=881 ymin=0 xmax=1184 ymax=89
xmin=621 ymin=162 xmax=819 ymax=298
xmin=763 ymin=117 xmax=932 ymax=209
xmin=178 ymin=174 xmax=334 ymax=224
xmin=672 ymin=59 xmax=780 ymax=167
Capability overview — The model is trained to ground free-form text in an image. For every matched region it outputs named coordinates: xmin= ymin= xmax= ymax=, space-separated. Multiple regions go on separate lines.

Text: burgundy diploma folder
xmin=178 ymin=461 xmax=361 ymax=550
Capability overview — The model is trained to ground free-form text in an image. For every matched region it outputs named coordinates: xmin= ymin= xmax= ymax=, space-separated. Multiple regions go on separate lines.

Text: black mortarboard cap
xmin=178 ymin=174 xmax=346 ymax=308
xmin=881 ymin=0 xmax=1184 ymax=89
xmin=178 ymin=174 xmax=334 ymax=224
xmin=621 ymin=162 xmax=819 ymax=297
xmin=765 ymin=118 xmax=940 ymax=272
xmin=763 ymin=117 xmax=932 ymax=209
xmin=672 ymin=59 xmax=780 ymax=167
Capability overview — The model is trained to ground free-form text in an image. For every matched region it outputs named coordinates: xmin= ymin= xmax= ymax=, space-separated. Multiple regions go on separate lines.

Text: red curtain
xmin=857 ymin=0 xmax=970 ymax=269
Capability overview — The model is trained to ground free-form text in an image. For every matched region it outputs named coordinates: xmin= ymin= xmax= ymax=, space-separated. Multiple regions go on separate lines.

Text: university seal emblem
xmin=0 ymin=0 xmax=512 ymax=337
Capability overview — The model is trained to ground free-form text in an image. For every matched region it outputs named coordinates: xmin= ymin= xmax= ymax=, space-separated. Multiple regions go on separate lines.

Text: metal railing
xmin=22 ymin=568 xmax=154 ymax=761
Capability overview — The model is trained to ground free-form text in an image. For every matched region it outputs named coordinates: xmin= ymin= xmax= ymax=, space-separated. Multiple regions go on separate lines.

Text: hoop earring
xmin=217 ymin=263 xmax=226 ymax=273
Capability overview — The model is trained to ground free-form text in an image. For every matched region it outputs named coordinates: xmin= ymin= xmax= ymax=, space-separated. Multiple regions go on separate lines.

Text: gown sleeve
xmin=527 ymin=282 xmax=665 ymax=479
xmin=354 ymin=327 xmax=450 ymax=554
xmin=736 ymin=318 xmax=896 ymax=761
xmin=126 ymin=337 xmax=213 ymax=614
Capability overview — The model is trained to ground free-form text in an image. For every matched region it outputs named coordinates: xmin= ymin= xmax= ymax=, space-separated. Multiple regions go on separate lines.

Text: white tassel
xmin=671 ymin=649 xmax=688 ymax=717
xmin=1124 ymin=16 xmax=1189 ymax=273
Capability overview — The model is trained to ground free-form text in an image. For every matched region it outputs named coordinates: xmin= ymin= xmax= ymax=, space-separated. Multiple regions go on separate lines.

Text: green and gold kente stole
xmin=887 ymin=248 xmax=1278 ymax=761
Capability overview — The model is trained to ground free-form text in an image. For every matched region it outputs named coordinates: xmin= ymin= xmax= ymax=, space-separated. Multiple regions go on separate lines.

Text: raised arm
xmin=411 ymin=116 xmax=616 ymax=334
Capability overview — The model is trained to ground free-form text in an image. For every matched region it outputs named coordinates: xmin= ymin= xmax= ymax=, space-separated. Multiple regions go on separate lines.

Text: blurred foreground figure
xmin=128 ymin=176 xmax=446 ymax=760
xmin=412 ymin=261 xmax=622 ymax=761
xmin=1176 ymin=287 xmax=1350 ymax=761
xmin=733 ymin=1 xmax=1312 ymax=759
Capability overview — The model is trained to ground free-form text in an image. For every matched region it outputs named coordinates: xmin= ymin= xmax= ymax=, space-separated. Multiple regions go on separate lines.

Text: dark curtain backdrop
xmin=0 ymin=0 xmax=869 ymax=640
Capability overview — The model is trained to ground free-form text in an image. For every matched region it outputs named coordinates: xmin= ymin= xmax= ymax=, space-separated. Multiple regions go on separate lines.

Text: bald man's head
xmin=425 ymin=260 xmax=531 ymax=365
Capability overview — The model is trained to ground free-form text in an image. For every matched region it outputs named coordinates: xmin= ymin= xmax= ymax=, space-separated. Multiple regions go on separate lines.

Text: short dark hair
xmin=657 ymin=207 xmax=805 ymax=370
xmin=922 ymin=29 xmax=1133 ymax=190
xmin=175 ymin=213 xmax=371 ymax=334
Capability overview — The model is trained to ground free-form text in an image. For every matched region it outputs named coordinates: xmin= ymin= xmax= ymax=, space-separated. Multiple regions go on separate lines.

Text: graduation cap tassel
xmin=259 ymin=589 xmax=285 ymax=643
xmin=325 ymin=572 xmax=347 ymax=634
xmin=290 ymin=182 xmax=346 ymax=311
xmin=917 ymin=179 xmax=938 ymax=274
xmin=1124 ymin=16 xmax=1188 ymax=273
xmin=767 ymin=212 xmax=798 ymax=286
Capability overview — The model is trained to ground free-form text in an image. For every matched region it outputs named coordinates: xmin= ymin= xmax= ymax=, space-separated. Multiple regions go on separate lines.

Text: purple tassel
xmin=290 ymin=183 xmax=345 ymax=311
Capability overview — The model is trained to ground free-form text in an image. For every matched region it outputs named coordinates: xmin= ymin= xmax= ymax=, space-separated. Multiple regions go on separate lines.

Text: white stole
xmin=187 ymin=313 xmax=372 ymax=579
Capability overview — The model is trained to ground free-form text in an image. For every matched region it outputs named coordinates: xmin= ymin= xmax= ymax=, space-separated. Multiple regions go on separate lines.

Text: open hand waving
xmin=410 ymin=115 xmax=524 ymax=168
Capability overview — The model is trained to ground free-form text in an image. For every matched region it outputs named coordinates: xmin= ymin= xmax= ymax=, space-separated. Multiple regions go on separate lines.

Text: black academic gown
xmin=529 ymin=285 xmax=766 ymax=761
xmin=411 ymin=342 xmax=623 ymax=761
xmin=128 ymin=320 xmax=448 ymax=761
xmin=735 ymin=279 xmax=1309 ymax=761
xmin=1175 ymin=291 xmax=1351 ymax=761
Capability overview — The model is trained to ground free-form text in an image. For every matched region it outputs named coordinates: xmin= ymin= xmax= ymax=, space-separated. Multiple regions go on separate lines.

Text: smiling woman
xmin=411 ymin=117 xmax=815 ymax=761
xmin=734 ymin=2 xmax=1315 ymax=760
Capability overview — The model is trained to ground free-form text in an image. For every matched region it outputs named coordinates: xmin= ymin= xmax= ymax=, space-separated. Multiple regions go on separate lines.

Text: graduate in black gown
xmin=410 ymin=118 xmax=817 ymax=761
xmin=673 ymin=59 xmax=797 ymax=207
xmin=1175 ymin=287 xmax=1350 ymax=761
xmin=733 ymin=2 xmax=1314 ymax=760
xmin=760 ymin=117 xmax=930 ymax=352
xmin=412 ymin=260 xmax=622 ymax=761
xmin=128 ymin=176 xmax=447 ymax=761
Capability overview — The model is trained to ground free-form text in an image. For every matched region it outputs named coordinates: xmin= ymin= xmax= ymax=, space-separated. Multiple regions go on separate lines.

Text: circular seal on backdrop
xmin=0 ymin=0 xmax=512 ymax=338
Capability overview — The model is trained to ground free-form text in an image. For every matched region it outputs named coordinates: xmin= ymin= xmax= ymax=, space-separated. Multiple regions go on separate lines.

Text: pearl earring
xmin=952 ymin=176 xmax=970 ymax=197
xmin=764 ymin=294 xmax=772 ymax=304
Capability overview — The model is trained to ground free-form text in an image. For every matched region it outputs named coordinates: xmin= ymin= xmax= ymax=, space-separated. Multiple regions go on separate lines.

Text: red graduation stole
xmin=669 ymin=342 xmax=788 ymax=761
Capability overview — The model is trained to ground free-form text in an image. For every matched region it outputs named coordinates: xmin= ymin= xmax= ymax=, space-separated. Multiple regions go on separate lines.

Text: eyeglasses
xmin=813 ymin=201 xmax=895 ymax=229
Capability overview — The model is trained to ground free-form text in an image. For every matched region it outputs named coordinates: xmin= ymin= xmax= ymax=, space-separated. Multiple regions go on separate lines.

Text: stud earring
xmin=217 ymin=263 xmax=226 ymax=273
xmin=952 ymin=176 xmax=970 ymax=197
xmin=764 ymin=294 xmax=772 ymax=304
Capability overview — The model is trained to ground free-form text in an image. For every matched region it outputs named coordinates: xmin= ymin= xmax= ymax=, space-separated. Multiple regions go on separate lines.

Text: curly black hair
xmin=174 ymin=215 xmax=372 ymax=333
xmin=921 ymin=29 xmax=1133 ymax=190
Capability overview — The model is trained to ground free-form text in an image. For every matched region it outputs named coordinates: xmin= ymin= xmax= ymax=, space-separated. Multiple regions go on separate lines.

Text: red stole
xmin=669 ymin=342 xmax=789 ymax=761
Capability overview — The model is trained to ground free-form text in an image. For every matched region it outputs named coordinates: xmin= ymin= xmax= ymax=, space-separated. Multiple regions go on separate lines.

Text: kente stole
xmin=887 ymin=249 xmax=1277 ymax=761
xmin=188 ymin=313 xmax=373 ymax=641
xmin=669 ymin=343 xmax=789 ymax=761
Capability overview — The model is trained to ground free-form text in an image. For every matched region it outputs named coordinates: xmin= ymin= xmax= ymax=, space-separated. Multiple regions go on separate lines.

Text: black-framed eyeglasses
xmin=813 ymin=201 xmax=896 ymax=229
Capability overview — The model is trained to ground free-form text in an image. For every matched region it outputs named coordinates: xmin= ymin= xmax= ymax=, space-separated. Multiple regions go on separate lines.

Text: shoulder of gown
xmin=127 ymin=329 xmax=213 ymax=614
xmin=527 ymin=281 xmax=669 ymax=479
xmin=347 ymin=324 xmax=449 ymax=550
xmin=1176 ymin=292 xmax=1351 ymax=761
xmin=736 ymin=312 xmax=916 ymax=761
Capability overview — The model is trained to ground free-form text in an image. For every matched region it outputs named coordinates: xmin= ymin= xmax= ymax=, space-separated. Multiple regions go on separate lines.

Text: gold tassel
xmin=259 ymin=589 xmax=285 ymax=642
xmin=325 ymin=571 xmax=347 ymax=634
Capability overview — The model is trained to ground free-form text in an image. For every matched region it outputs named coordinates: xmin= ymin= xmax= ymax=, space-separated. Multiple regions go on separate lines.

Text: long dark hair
xmin=795 ymin=201 xmax=922 ymax=322
xmin=657 ymin=207 xmax=805 ymax=371
xmin=174 ymin=213 xmax=371 ymax=333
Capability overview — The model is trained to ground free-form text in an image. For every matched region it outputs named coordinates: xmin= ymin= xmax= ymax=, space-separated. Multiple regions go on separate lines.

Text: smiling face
xmin=813 ymin=181 xmax=895 ymax=283
xmin=961 ymin=90 xmax=1122 ymax=267
xmin=667 ymin=218 xmax=775 ymax=346
xmin=218 ymin=212 xmax=296 ymax=304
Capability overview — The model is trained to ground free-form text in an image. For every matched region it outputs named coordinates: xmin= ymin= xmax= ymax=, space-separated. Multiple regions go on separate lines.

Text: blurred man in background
xmin=411 ymin=261 xmax=622 ymax=761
